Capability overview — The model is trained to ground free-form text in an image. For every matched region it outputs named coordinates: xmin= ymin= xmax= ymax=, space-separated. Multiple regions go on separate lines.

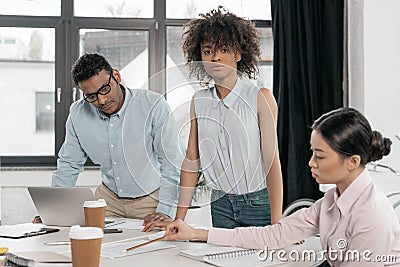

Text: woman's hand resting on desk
xmin=162 ymin=219 xmax=208 ymax=241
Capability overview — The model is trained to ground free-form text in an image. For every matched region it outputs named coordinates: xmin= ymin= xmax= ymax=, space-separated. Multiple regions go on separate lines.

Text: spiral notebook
xmin=6 ymin=251 xmax=71 ymax=266
xmin=180 ymin=246 xmax=281 ymax=267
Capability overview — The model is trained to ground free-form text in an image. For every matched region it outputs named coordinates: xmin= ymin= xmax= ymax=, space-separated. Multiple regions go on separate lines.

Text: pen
xmin=24 ymin=230 xmax=47 ymax=237
xmin=105 ymin=220 xmax=126 ymax=228
xmin=44 ymin=241 xmax=71 ymax=245
xmin=122 ymin=236 xmax=165 ymax=253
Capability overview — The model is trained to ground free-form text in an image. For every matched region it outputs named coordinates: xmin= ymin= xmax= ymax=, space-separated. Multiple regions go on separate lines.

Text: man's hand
xmin=32 ymin=215 xmax=42 ymax=223
xmin=142 ymin=212 xmax=171 ymax=225
xmin=142 ymin=220 xmax=172 ymax=232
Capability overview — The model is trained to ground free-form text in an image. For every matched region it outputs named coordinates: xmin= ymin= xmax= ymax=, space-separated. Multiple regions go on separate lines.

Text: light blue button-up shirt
xmin=52 ymin=86 xmax=184 ymax=218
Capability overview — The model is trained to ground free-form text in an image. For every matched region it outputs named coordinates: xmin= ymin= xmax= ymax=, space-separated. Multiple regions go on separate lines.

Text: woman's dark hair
xmin=71 ymin=53 xmax=113 ymax=86
xmin=182 ymin=6 xmax=261 ymax=82
xmin=312 ymin=107 xmax=392 ymax=165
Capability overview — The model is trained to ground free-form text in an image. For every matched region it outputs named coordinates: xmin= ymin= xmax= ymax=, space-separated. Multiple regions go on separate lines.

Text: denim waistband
xmin=211 ymin=187 xmax=268 ymax=201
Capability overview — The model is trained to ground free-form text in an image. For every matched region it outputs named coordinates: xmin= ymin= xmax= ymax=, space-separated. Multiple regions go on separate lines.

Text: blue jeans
xmin=211 ymin=188 xmax=271 ymax=228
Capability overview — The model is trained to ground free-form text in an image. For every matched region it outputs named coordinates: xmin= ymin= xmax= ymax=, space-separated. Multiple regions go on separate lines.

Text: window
xmin=258 ymin=27 xmax=273 ymax=90
xmin=80 ymin=29 xmax=149 ymax=89
xmin=0 ymin=27 xmax=55 ymax=157
xmin=74 ymin=0 xmax=153 ymax=18
xmin=0 ymin=0 xmax=272 ymax=166
xmin=4 ymin=38 xmax=16 ymax=44
xmin=0 ymin=0 xmax=61 ymax=16
xmin=36 ymin=92 xmax=55 ymax=132
xmin=166 ymin=0 xmax=271 ymax=20
xmin=166 ymin=27 xmax=200 ymax=145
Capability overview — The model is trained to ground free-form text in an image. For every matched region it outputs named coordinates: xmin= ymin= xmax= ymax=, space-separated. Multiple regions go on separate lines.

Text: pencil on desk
xmin=122 ymin=236 xmax=165 ymax=252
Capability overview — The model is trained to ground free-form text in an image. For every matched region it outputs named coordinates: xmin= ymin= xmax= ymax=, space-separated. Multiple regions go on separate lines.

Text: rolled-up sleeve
xmin=52 ymin=114 xmax=87 ymax=187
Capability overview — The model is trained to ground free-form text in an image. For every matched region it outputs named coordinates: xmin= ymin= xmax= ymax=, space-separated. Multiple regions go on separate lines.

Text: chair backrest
xmin=282 ymin=198 xmax=315 ymax=217
xmin=386 ymin=192 xmax=400 ymax=222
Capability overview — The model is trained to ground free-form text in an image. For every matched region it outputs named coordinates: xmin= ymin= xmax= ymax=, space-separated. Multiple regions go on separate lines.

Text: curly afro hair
xmin=182 ymin=6 xmax=261 ymax=82
xmin=71 ymin=53 xmax=113 ymax=86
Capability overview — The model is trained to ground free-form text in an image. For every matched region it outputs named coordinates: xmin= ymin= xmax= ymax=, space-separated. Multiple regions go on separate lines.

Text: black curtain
xmin=271 ymin=0 xmax=344 ymax=207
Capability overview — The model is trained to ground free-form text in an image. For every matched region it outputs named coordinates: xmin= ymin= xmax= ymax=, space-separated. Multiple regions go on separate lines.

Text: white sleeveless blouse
xmin=194 ymin=78 xmax=267 ymax=195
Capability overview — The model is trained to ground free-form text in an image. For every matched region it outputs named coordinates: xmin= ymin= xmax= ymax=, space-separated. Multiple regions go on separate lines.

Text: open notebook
xmin=180 ymin=246 xmax=281 ymax=267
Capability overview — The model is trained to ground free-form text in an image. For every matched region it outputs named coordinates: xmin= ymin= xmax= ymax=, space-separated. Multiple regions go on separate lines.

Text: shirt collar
xmin=97 ymin=84 xmax=131 ymax=120
xmin=333 ymin=168 xmax=373 ymax=216
xmin=211 ymin=77 xmax=240 ymax=109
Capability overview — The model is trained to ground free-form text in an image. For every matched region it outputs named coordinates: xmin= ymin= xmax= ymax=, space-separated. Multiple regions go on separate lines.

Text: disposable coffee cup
xmin=83 ymin=199 xmax=107 ymax=231
xmin=69 ymin=225 xmax=103 ymax=267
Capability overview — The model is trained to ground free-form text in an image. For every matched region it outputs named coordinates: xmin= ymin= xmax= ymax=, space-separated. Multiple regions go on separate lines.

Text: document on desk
xmin=0 ymin=223 xmax=43 ymax=238
xmin=101 ymin=239 xmax=176 ymax=259
xmin=0 ymin=223 xmax=59 ymax=239
xmin=104 ymin=219 xmax=144 ymax=230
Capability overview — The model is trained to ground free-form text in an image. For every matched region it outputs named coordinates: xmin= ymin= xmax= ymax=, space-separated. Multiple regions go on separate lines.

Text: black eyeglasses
xmin=83 ymin=72 xmax=113 ymax=103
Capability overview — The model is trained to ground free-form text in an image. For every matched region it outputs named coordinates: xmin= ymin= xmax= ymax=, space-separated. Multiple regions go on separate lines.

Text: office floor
xmin=1 ymin=166 xmax=399 ymax=226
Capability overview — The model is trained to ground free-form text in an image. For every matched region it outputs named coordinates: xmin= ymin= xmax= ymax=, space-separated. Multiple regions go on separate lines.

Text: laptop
xmin=28 ymin=187 xmax=95 ymax=227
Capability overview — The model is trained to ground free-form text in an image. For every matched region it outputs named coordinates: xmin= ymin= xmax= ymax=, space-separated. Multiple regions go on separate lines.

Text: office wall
xmin=349 ymin=0 xmax=400 ymax=170
xmin=363 ymin=0 xmax=400 ymax=169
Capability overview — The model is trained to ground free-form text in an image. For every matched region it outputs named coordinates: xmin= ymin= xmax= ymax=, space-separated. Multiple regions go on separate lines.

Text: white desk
xmin=1 ymin=226 xmax=324 ymax=267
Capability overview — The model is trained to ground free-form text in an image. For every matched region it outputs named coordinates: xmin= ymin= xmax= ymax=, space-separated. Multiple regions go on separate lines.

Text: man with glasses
xmin=50 ymin=53 xmax=184 ymax=223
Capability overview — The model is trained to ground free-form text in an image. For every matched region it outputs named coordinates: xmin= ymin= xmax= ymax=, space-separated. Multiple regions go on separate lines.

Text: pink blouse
xmin=208 ymin=169 xmax=400 ymax=266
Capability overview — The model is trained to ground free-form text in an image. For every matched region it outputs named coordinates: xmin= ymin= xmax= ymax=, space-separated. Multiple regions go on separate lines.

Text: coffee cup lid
xmin=83 ymin=199 xmax=107 ymax=208
xmin=69 ymin=225 xmax=104 ymax=240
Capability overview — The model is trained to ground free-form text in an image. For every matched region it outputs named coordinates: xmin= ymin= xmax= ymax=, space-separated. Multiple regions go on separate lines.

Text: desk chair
xmin=387 ymin=192 xmax=400 ymax=222
xmin=282 ymin=198 xmax=315 ymax=217
xmin=283 ymin=199 xmax=326 ymax=267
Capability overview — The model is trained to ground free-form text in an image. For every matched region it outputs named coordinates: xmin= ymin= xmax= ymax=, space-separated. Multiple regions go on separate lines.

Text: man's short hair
xmin=71 ymin=53 xmax=113 ymax=86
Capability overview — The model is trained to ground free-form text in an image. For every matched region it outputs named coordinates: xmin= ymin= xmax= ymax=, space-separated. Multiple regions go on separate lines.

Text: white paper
xmin=104 ymin=219 xmax=144 ymax=230
xmin=101 ymin=239 xmax=176 ymax=259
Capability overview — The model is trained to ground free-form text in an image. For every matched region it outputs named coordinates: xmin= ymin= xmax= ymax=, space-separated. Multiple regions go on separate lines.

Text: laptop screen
xmin=28 ymin=187 xmax=95 ymax=226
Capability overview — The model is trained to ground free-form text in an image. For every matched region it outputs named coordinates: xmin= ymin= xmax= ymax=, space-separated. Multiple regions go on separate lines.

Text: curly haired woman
xmin=144 ymin=6 xmax=283 ymax=230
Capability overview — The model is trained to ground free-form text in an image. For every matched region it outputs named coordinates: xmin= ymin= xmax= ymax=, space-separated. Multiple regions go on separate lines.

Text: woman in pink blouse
xmin=159 ymin=107 xmax=400 ymax=266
